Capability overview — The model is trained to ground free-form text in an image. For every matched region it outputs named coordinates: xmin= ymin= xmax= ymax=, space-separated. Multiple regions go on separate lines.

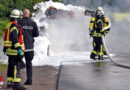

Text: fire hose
xmin=101 ymin=20 xmax=130 ymax=69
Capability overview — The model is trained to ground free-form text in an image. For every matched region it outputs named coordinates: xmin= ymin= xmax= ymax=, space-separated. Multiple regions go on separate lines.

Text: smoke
xmin=106 ymin=20 xmax=130 ymax=54
xmin=67 ymin=0 xmax=130 ymax=11
xmin=33 ymin=0 xmax=130 ymax=54
xmin=32 ymin=1 xmax=92 ymax=54
xmin=101 ymin=1 xmax=130 ymax=54
xmin=114 ymin=0 xmax=130 ymax=11
xmin=47 ymin=16 xmax=92 ymax=53
xmin=80 ymin=0 xmax=130 ymax=54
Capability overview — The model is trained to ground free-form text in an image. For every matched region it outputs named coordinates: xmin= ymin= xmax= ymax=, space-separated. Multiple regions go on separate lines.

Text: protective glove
xmin=18 ymin=49 xmax=22 ymax=55
xmin=89 ymin=31 xmax=93 ymax=36
xmin=101 ymin=32 xmax=105 ymax=36
xmin=3 ymin=48 xmax=6 ymax=55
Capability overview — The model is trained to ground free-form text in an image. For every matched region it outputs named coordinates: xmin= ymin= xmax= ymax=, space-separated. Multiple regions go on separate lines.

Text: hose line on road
xmin=102 ymin=19 xmax=130 ymax=69
xmin=102 ymin=35 xmax=130 ymax=69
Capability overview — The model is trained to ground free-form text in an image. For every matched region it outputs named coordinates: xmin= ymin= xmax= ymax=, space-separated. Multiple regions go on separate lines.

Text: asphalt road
xmin=57 ymin=53 xmax=130 ymax=90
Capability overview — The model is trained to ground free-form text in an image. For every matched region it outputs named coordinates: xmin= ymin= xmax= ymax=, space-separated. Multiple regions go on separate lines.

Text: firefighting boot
xmin=7 ymin=81 xmax=13 ymax=88
xmin=90 ymin=53 xmax=96 ymax=60
xmin=103 ymin=51 xmax=107 ymax=55
xmin=13 ymin=82 xmax=26 ymax=90
xmin=98 ymin=55 xmax=104 ymax=60
xmin=24 ymin=79 xmax=32 ymax=85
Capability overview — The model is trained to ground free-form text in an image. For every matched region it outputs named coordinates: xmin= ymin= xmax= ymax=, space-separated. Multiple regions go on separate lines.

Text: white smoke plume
xmin=33 ymin=0 xmax=130 ymax=54
xmin=33 ymin=0 xmax=92 ymax=54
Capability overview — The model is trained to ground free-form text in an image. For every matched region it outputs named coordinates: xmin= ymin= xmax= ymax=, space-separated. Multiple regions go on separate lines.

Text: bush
xmin=0 ymin=19 xmax=8 ymax=38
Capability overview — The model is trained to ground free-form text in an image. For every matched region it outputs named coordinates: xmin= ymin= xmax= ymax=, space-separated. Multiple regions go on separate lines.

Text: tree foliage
xmin=0 ymin=0 xmax=62 ymax=38
xmin=0 ymin=0 xmax=62 ymax=19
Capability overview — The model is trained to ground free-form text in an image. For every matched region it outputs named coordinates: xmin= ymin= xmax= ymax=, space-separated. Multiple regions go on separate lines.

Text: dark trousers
xmin=91 ymin=37 xmax=103 ymax=57
xmin=7 ymin=55 xmax=21 ymax=83
xmin=24 ymin=51 xmax=34 ymax=82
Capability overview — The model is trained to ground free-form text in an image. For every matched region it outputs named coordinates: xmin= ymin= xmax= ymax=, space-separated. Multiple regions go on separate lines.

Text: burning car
xmin=45 ymin=6 xmax=75 ymax=19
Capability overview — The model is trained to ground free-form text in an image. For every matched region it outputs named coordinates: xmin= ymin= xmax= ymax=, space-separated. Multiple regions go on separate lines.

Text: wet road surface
xmin=57 ymin=54 xmax=130 ymax=90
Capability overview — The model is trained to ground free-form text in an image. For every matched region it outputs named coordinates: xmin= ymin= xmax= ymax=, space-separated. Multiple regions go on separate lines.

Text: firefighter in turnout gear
xmin=89 ymin=7 xmax=110 ymax=60
xmin=3 ymin=9 xmax=26 ymax=90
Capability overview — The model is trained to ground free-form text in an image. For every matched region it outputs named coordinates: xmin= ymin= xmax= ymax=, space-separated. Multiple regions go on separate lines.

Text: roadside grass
xmin=0 ymin=62 xmax=7 ymax=72
xmin=114 ymin=13 xmax=130 ymax=21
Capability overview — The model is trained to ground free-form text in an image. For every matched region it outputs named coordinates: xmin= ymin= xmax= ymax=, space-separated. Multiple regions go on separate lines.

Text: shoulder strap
xmin=10 ymin=21 xmax=18 ymax=26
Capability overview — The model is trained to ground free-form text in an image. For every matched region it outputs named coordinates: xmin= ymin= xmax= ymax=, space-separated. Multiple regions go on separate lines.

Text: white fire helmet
xmin=10 ymin=9 xmax=21 ymax=18
xmin=96 ymin=7 xmax=104 ymax=16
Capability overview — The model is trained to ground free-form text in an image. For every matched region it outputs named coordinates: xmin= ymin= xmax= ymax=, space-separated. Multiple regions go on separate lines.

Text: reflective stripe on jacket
xmin=4 ymin=21 xmax=24 ymax=55
xmin=89 ymin=17 xmax=110 ymax=37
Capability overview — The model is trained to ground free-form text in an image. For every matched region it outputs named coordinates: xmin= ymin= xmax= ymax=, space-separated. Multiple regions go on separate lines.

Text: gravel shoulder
xmin=0 ymin=65 xmax=59 ymax=90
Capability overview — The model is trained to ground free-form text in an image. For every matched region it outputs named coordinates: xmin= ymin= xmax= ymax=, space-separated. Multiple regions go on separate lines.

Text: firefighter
xmin=19 ymin=8 xmax=39 ymax=85
xmin=3 ymin=9 xmax=26 ymax=90
xmin=89 ymin=7 xmax=110 ymax=60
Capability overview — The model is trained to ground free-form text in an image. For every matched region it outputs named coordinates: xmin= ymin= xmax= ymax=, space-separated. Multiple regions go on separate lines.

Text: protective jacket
xmin=4 ymin=21 xmax=24 ymax=55
xmin=89 ymin=16 xmax=110 ymax=37
xmin=19 ymin=17 xmax=39 ymax=52
xmin=89 ymin=16 xmax=110 ymax=60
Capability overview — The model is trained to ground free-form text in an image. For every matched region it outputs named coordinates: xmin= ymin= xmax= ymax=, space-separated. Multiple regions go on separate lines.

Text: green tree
xmin=53 ymin=0 xmax=62 ymax=2
xmin=0 ymin=0 xmax=64 ymax=38
xmin=0 ymin=0 xmax=43 ymax=38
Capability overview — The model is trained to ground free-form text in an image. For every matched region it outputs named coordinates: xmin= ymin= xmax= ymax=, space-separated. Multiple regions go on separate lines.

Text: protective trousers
xmin=7 ymin=55 xmax=21 ymax=83
xmin=91 ymin=37 xmax=103 ymax=59
xmin=24 ymin=51 xmax=34 ymax=82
